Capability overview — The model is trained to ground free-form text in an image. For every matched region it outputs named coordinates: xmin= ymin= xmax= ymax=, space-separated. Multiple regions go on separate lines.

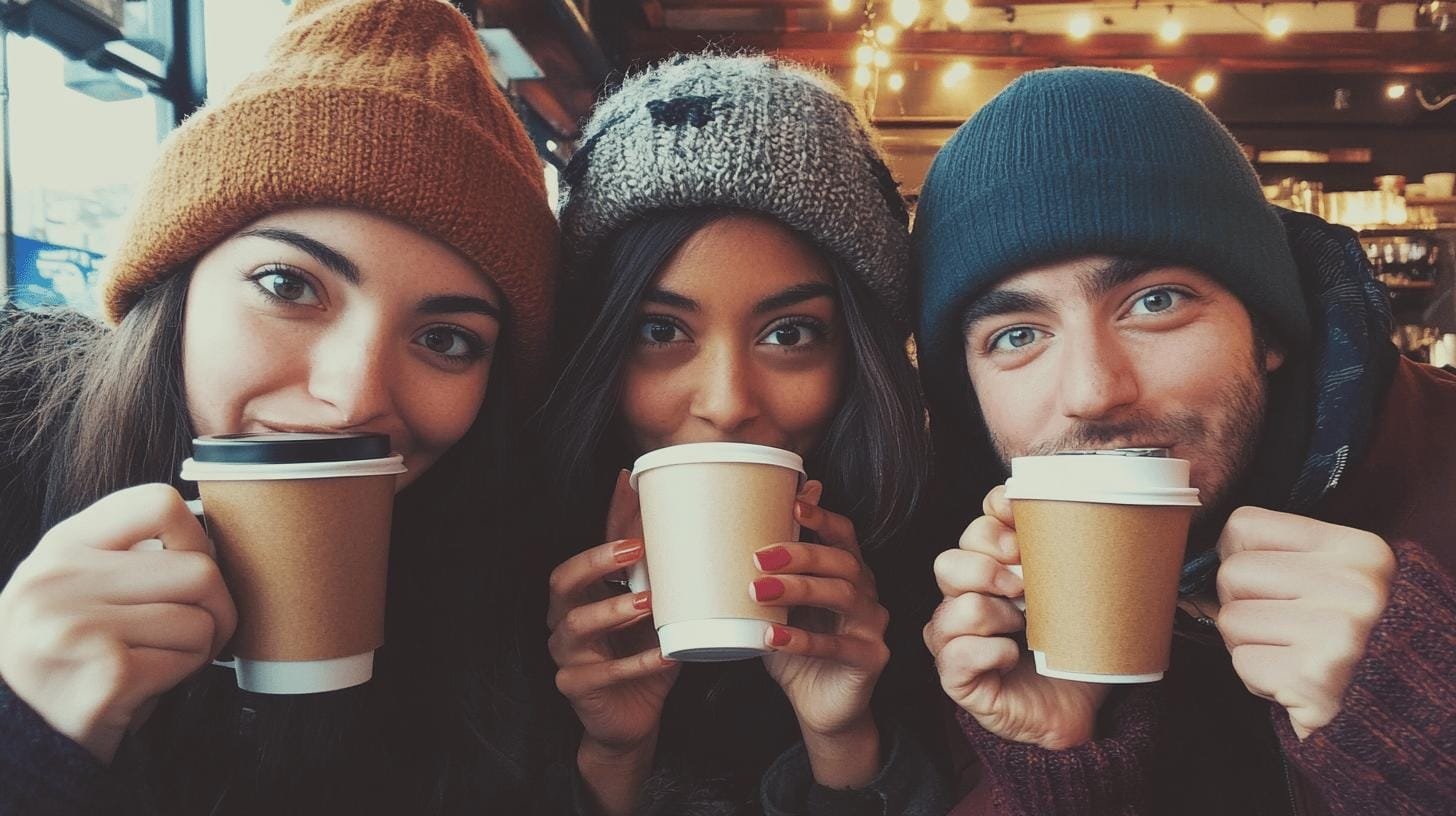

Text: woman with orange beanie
xmin=0 ymin=0 xmax=558 ymax=812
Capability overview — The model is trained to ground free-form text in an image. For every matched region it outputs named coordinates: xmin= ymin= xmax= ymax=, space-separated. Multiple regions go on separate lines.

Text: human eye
xmin=758 ymin=317 xmax=829 ymax=350
xmin=1127 ymin=287 xmax=1190 ymax=317
xmin=636 ymin=316 xmax=689 ymax=346
xmin=248 ymin=265 xmax=322 ymax=307
xmin=414 ymin=325 xmax=489 ymax=363
xmin=987 ymin=325 xmax=1044 ymax=353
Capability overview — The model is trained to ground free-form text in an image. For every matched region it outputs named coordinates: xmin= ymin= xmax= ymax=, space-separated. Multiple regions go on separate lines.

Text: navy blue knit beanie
xmin=914 ymin=67 xmax=1309 ymax=417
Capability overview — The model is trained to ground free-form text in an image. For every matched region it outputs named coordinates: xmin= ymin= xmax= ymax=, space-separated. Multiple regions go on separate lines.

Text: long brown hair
xmin=2 ymin=269 xmax=537 ymax=814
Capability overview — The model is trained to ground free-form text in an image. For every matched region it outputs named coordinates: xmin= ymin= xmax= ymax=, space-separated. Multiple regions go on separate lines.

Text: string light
xmin=830 ymin=0 xmax=853 ymax=13
xmin=1068 ymin=13 xmax=1094 ymax=40
xmin=1266 ymin=14 xmax=1291 ymax=38
xmin=1159 ymin=7 xmax=1184 ymax=43
xmin=855 ymin=44 xmax=875 ymax=66
xmin=854 ymin=65 xmax=873 ymax=86
xmin=1386 ymin=82 xmax=1408 ymax=100
xmin=890 ymin=0 xmax=921 ymax=27
xmin=942 ymin=61 xmax=972 ymax=88
xmin=944 ymin=0 xmax=971 ymax=25
xmin=876 ymin=24 xmax=898 ymax=45
xmin=874 ymin=48 xmax=892 ymax=68
xmin=1192 ymin=71 xmax=1218 ymax=95
xmin=887 ymin=71 xmax=906 ymax=92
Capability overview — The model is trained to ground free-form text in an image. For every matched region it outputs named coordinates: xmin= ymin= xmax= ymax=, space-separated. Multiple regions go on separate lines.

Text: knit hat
xmin=559 ymin=53 xmax=912 ymax=329
xmin=100 ymin=0 xmax=559 ymax=378
xmin=914 ymin=67 xmax=1309 ymax=414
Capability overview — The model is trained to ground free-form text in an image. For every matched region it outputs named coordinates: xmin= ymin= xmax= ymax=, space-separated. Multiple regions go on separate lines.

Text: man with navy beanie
xmin=917 ymin=67 xmax=1456 ymax=815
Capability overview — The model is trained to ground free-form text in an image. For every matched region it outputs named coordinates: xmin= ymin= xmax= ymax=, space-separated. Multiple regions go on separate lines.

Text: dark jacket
xmin=946 ymin=214 xmax=1456 ymax=815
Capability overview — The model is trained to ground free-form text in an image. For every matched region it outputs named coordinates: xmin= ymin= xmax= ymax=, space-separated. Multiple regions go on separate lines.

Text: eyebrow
xmin=418 ymin=294 xmax=501 ymax=320
xmin=642 ymin=287 xmax=698 ymax=311
xmin=960 ymin=289 xmax=1055 ymax=334
xmin=238 ymin=227 xmax=362 ymax=285
xmin=753 ymin=282 xmax=836 ymax=316
xmin=1078 ymin=257 xmax=1165 ymax=300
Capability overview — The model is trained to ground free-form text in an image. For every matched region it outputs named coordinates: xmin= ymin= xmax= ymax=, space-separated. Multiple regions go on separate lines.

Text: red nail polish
xmin=611 ymin=539 xmax=644 ymax=564
xmin=768 ymin=625 xmax=793 ymax=648
xmin=632 ymin=591 xmax=651 ymax=611
xmin=752 ymin=577 xmax=785 ymax=602
xmin=755 ymin=546 xmax=792 ymax=571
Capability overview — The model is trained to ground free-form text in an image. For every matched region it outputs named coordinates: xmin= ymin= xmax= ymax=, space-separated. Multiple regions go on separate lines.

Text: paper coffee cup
xmin=630 ymin=442 xmax=805 ymax=662
xmin=180 ymin=433 xmax=405 ymax=694
xmin=1004 ymin=449 xmax=1199 ymax=683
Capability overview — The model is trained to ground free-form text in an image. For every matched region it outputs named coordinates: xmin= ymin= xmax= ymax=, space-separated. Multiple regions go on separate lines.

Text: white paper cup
xmin=630 ymin=442 xmax=805 ymax=662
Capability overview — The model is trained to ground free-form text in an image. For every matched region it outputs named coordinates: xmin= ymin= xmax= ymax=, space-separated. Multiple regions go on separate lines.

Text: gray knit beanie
xmin=559 ymin=53 xmax=912 ymax=328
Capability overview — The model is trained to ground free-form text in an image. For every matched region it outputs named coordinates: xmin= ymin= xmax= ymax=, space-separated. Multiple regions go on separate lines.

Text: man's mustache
xmin=1025 ymin=412 xmax=1207 ymax=455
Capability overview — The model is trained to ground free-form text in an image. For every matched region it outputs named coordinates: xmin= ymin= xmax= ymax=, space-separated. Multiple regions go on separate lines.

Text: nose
xmin=307 ymin=316 xmax=395 ymax=428
xmin=1055 ymin=326 xmax=1140 ymax=422
xmin=688 ymin=341 xmax=762 ymax=437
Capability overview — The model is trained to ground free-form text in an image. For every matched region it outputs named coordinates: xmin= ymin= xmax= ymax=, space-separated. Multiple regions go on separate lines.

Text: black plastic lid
xmin=190 ymin=433 xmax=391 ymax=465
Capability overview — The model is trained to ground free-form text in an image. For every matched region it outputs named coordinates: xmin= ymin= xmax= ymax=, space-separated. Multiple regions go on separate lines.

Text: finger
xmin=957 ymin=515 xmax=1018 ymax=563
xmin=796 ymin=479 xmax=825 ymax=506
xmin=934 ymin=634 xmax=1020 ymax=701
xmin=97 ymin=550 xmax=236 ymax=657
xmin=1215 ymin=507 xmax=1344 ymax=560
xmin=548 ymin=592 xmax=653 ymax=667
xmin=554 ymin=648 xmax=677 ymax=698
xmin=604 ymin=470 xmax=643 ymax=543
xmin=1214 ymin=599 xmax=1304 ymax=648
xmin=793 ymin=499 xmax=860 ymax=557
xmin=982 ymin=485 xmax=1014 ymax=528
xmin=765 ymin=624 xmax=889 ymax=670
xmin=1215 ymin=550 xmax=1346 ymax=605
xmin=753 ymin=542 xmax=862 ymax=583
xmin=50 ymin=485 xmax=210 ymax=554
xmin=933 ymin=549 xmax=1022 ymax=598
xmin=113 ymin=603 xmax=218 ymax=654
xmin=123 ymin=645 xmax=212 ymax=703
xmin=923 ymin=593 xmax=1025 ymax=654
xmin=750 ymin=574 xmax=860 ymax=615
xmin=547 ymin=539 xmax=645 ymax=624
xmin=1226 ymin=643 xmax=1290 ymax=703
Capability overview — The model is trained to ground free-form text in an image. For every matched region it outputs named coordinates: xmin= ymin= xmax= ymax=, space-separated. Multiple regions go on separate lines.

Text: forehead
xmin=656 ymin=214 xmax=834 ymax=293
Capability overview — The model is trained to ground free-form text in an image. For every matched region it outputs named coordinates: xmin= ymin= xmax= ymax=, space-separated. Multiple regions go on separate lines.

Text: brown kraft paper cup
xmin=197 ymin=475 xmax=395 ymax=661
xmin=1013 ymin=499 xmax=1193 ymax=677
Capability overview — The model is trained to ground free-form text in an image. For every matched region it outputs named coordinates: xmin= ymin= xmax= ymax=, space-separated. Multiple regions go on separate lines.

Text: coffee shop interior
xmin=2 ymin=0 xmax=1454 ymax=362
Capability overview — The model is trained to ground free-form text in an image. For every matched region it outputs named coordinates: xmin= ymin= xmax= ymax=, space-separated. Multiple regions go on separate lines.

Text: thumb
xmin=796 ymin=479 xmax=824 ymax=507
xmin=983 ymin=485 xmax=1015 ymax=529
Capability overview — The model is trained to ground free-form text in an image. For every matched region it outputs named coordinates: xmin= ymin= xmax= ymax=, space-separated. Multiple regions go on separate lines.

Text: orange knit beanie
xmin=100 ymin=0 xmax=559 ymax=377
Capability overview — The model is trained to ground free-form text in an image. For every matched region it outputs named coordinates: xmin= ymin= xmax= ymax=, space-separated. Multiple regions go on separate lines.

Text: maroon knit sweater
xmin=952 ymin=358 xmax=1456 ymax=816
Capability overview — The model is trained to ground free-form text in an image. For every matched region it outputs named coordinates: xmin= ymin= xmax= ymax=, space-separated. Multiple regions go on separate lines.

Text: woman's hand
xmin=0 ymin=484 xmax=237 ymax=763
xmin=759 ymin=481 xmax=889 ymax=788
xmin=547 ymin=472 xmax=679 ymax=815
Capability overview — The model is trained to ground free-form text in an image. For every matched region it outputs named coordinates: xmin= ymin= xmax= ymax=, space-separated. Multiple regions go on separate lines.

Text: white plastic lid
xmin=179 ymin=455 xmax=406 ymax=482
xmin=630 ymin=442 xmax=805 ymax=490
xmin=1004 ymin=452 xmax=1200 ymax=507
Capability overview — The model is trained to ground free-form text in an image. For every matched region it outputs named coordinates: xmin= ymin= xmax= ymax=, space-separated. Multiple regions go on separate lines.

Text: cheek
xmin=181 ymin=281 xmax=286 ymax=435
xmin=396 ymin=362 xmax=492 ymax=454
xmin=968 ymin=359 xmax=1056 ymax=453
xmin=619 ymin=363 xmax=686 ymax=445
xmin=762 ymin=363 xmax=841 ymax=439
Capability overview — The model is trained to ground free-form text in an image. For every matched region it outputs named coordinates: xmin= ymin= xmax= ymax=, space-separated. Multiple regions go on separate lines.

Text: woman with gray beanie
xmin=534 ymin=54 xmax=954 ymax=815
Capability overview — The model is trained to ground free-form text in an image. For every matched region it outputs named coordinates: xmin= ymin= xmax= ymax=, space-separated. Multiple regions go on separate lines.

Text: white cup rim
xmin=180 ymin=455 xmax=406 ymax=482
xmin=629 ymin=442 xmax=805 ymax=490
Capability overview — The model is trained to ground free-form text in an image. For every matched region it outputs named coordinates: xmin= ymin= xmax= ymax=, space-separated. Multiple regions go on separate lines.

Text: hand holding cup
xmin=0 ymin=484 xmax=236 ymax=762
xmin=924 ymin=485 xmax=1111 ymax=750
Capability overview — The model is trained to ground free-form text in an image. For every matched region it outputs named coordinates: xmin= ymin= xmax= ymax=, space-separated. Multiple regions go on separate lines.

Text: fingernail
xmin=632 ymin=591 xmax=651 ymax=611
xmin=767 ymin=625 xmax=793 ymax=648
xmin=754 ymin=546 xmax=792 ymax=571
xmin=997 ymin=530 xmax=1018 ymax=558
xmin=611 ymin=539 xmax=643 ymax=564
xmin=751 ymin=577 xmax=785 ymax=602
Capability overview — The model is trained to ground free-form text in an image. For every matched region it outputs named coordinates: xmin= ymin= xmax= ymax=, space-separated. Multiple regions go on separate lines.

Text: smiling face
xmin=181 ymin=207 xmax=503 ymax=491
xmin=619 ymin=213 xmax=847 ymax=455
xmin=960 ymin=255 xmax=1285 ymax=516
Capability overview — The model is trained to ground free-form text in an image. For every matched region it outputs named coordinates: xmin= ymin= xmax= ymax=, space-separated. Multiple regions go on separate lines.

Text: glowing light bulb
xmin=830 ymin=0 xmax=853 ymax=13
xmin=853 ymin=65 xmax=873 ymax=87
xmin=1159 ymin=17 xmax=1183 ymax=43
xmin=874 ymin=48 xmax=891 ymax=68
xmin=1386 ymin=82 xmax=1408 ymax=100
xmin=944 ymin=0 xmax=971 ymax=24
xmin=1068 ymin=13 xmax=1094 ymax=40
xmin=887 ymin=71 xmax=906 ymax=92
xmin=855 ymin=44 xmax=875 ymax=66
xmin=1266 ymin=15 xmax=1291 ymax=38
xmin=942 ymin=61 xmax=972 ymax=88
xmin=891 ymin=0 xmax=921 ymax=27
xmin=876 ymin=24 xmax=898 ymax=45
xmin=1192 ymin=71 xmax=1218 ymax=96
